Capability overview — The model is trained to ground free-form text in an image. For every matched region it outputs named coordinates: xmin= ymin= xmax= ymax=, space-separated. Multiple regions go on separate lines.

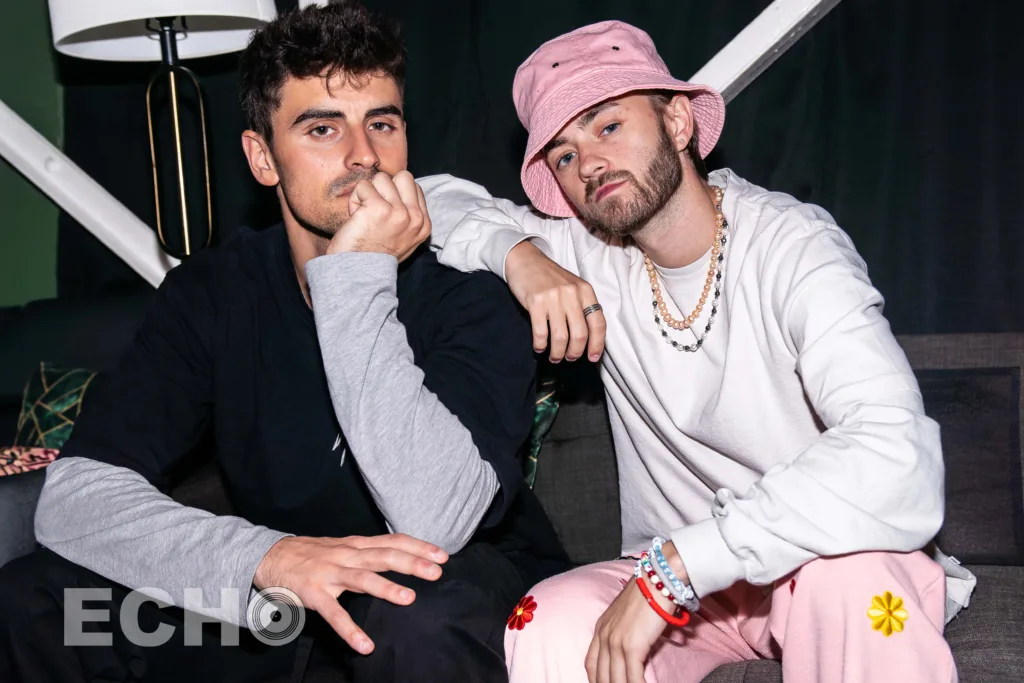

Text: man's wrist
xmin=635 ymin=570 xmax=677 ymax=611
xmin=504 ymin=239 xmax=540 ymax=273
xmin=660 ymin=540 xmax=689 ymax=586
xmin=253 ymin=536 xmax=289 ymax=590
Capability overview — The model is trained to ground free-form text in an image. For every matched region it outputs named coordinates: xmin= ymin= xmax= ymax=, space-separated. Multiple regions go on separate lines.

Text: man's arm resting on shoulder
xmin=418 ymin=174 xmax=582 ymax=279
xmin=307 ymin=252 xmax=537 ymax=554
xmin=36 ymin=457 xmax=289 ymax=628
xmin=669 ymin=221 xmax=944 ymax=599
xmin=419 ymin=175 xmax=608 ymax=363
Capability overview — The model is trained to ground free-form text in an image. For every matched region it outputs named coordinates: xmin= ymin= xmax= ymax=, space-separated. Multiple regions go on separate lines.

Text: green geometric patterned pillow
xmin=523 ymin=374 xmax=559 ymax=488
xmin=14 ymin=363 xmax=96 ymax=449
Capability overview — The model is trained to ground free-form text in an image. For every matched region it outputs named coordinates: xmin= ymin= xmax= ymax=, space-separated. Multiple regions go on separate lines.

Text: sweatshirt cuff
xmin=670 ymin=518 xmax=746 ymax=599
xmin=488 ymin=230 xmax=554 ymax=281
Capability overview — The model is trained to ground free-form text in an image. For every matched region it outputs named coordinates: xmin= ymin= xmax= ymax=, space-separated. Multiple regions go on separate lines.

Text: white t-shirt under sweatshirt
xmin=421 ymin=168 xmax=947 ymax=601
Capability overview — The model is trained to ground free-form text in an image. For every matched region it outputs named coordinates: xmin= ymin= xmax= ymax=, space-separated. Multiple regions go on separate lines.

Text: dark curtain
xmin=57 ymin=0 xmax=1023 ymax=334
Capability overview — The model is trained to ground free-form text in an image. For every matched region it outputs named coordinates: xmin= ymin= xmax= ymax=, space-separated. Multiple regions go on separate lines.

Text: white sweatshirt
xmin=421 ymin=169 xmax=945 ymax=599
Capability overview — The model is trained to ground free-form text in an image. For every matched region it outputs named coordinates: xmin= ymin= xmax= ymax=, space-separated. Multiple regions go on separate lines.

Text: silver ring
xmin=582 ymin=303 xmax=603 ymax=318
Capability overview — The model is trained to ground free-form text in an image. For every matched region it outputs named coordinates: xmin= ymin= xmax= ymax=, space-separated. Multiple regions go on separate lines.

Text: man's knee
xmin=791 ymin=551 xmax=947 ymax=628
xmin=796 ymin=551 xmax=944 ymax=591
xmin=507 ymin=563 xmax=623 ymax=653
xmin=369 ymin=578 xmax=506 ymax=650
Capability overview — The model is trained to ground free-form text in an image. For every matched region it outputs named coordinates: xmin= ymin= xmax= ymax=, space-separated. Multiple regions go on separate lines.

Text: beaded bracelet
xmin=651 ymin=537 xmax=700 ymax=613
xmin=636 ymin=572 xmax=690 ymax=627
xmin=638 ymin=552 xmax=681 ymax=605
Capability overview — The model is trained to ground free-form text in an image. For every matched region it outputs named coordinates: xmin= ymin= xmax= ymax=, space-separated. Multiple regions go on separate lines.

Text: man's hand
xmin=327 ymin=171 xmax=431 ymax=262
xmin=585 ymin=575 xmax=672 ymax=683
xmin=586 ymin=544 xmax=690 ymax=683
xmin=253 ymin=533 xmax=448 ymax=655
xmin=504 ymin=241 xmax=607 ymax=364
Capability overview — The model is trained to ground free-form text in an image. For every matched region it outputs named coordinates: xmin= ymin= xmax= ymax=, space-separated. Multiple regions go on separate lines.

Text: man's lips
xmin=594 ymin=180 xmax=626 ymax=202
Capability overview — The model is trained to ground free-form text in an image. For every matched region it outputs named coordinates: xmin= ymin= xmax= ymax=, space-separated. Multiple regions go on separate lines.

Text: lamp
xmin=47 ymin=1 xmax=276 ymax=258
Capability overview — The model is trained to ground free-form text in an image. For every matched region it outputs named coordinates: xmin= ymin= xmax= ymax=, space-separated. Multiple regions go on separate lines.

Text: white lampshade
xmin=48 ymin=0 xmax=277 ymax=62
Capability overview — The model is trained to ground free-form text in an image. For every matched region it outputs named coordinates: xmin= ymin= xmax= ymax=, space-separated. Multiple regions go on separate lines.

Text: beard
xmin=278 ymin=166 xmax=378 ymax=240
xmin=576 ymin=120 xmax=683 ymax=238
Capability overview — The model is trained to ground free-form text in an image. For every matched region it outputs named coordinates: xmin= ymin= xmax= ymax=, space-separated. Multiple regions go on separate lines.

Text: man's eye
xmin=601 ymin=122 xmax=620 ymax=136
xmin=556 ymin=152 xmax=575 ymax=169
xmin=310 ymin=125 xmax=334 ymax=137
xmin=369 ymin=122 xmax=394 ymax=132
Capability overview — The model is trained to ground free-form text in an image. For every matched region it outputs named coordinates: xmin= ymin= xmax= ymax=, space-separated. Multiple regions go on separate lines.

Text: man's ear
xmin=241 ymin=131 xmax=280 ymax=187
xmin=662 ymin=94 xmax=695 ymax=155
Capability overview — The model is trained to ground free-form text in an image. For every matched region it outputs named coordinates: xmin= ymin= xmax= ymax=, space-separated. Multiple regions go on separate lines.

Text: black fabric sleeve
xmin=59 ymin=263 xmax=215 ymax=491
xmin=419 ymin=270 xmax=537 ymax=528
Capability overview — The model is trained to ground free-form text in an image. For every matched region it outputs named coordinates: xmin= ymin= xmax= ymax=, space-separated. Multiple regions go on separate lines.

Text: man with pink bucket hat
xmin=420 ymin=19 xmax=967 ymax=683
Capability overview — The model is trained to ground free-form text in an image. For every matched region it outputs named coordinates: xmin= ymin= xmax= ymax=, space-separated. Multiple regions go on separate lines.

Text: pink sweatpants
xmin=505 ymin=551 xmax=956 ymax=682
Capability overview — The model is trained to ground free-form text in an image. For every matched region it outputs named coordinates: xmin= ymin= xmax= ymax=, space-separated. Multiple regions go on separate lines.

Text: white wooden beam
xmin=690 ymin=0 xmax=844 ymax=102
xmin=0 ymin=99 xmax=178 ymax=288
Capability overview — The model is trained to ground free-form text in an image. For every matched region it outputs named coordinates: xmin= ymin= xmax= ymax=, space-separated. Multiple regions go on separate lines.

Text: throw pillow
xmin=0 ymin=446 xmax=59 ymax=476
xmin=524 ymin=375 xmax=559 ymax=488
xmin=14 ymin=363 xmax=96 ymax=449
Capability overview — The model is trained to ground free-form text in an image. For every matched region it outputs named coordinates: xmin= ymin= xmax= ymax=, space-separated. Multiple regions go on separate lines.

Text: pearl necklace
xmin=644 ymin=186 xmax=728 ymax=353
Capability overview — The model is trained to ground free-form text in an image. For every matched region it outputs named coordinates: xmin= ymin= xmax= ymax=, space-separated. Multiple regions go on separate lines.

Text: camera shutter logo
xmin=246 ymin=587 xmax=305 ymax=646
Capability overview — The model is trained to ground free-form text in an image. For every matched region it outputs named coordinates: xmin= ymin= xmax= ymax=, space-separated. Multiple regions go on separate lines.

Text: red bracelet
xmin=636 ymin=574 xmax=690 ymax=627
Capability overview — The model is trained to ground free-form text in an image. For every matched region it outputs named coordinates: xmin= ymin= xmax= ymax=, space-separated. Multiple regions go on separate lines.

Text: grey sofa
xmin=2 ymin=294 xmax=1022 ymax=681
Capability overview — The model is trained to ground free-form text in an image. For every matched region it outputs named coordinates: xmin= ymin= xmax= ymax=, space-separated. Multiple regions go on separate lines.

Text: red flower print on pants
xmin=507 ymin=595 xmax=538 ymax=631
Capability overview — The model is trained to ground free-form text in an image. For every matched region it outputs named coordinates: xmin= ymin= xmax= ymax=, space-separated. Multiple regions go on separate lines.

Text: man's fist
xmin=327 ymin=171 xmax=431 ymax=262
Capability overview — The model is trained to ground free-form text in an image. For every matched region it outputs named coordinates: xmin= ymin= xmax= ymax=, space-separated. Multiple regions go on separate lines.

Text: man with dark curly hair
xmin=0 ymin=2 xmax=567 ymax=681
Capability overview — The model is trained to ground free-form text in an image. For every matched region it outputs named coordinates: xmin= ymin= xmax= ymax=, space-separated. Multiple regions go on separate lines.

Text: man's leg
xmin=0 ymin=548 xmax=299 ymax=683
xmin=504 ymin=560 xmax=769 ymax=683
xmin=304 ymin=542 xmax=527 ymax=683
xmin=769 ymin=551 xmax=956 ymax=683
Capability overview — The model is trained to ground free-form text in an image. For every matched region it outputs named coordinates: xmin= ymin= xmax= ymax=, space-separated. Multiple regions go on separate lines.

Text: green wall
xmin=0 ymin=0 xmax=61 ymax=307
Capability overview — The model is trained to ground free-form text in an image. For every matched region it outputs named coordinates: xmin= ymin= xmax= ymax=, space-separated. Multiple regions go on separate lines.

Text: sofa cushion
xmin=897 ymin=334 xmax=1024 ymax=566
xmin=919 ymin=368 xmax=1023 ymax=564
xmin=532 ymin=394 xmax=620 ymax=565
xmin=0 ymin=292 xmax=150 ymax=403
xmin=701 ymin=660 xmax=781 ymax=683
xmin=946 ymin=564 xmax=1024 ymax=681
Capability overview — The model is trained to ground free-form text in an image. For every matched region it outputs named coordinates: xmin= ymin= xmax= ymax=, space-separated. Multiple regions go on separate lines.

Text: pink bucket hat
xmin=513 ymin=20 xmax=726 ymax=217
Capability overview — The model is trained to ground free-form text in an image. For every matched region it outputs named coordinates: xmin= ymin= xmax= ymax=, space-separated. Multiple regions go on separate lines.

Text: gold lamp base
xmin=145 ymin=17 xmax=212 ymax=259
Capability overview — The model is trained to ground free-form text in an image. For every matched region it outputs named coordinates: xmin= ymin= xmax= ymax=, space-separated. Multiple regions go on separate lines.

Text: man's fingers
xmin=308 ymin=595 xmax=373 ymax=655
xmin=349 ymin=179 xmax=385 ymax=214
xmin=371 ymin=171 xmax=403 ymax=207
xmin=585 ymin=311 xmax=607 ymax=362
xmin=547 ymin=309 xmax=570 ymax=363
xmin=597 ymin=635 xmax=612 ymax=683
xmin=341 ymin=568 xmax=418 ymax=606
xmin=414 ymin=183 xmax=432 ymax=237
xmin=564 ymin=300 xmax=590 ymax=362
xmin=585 ymin=635 xmax=601 ymax=683
xmin=609 ymin=646 xmax=628 ymax=683
xmin=346 ymin=533 xmax=448 ymax=564
xmin=393 ymin=171 xmax=420 ymax=212
xmin=530 ymin=309 xmax=550 ymax=354
xmin=393 ymin=172 xmax=423 ymax=233
xmin=343 ymin=547 xmax=442 ymax=581
xmin=625 ymin=651 xmax=646 ymax=683
xmin=580 ymin=284 xmax=607 ymax=362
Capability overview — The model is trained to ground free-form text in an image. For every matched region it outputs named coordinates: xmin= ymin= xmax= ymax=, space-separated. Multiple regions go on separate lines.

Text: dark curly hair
xmin=239 ymin=0 xmax=406 ymax=143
